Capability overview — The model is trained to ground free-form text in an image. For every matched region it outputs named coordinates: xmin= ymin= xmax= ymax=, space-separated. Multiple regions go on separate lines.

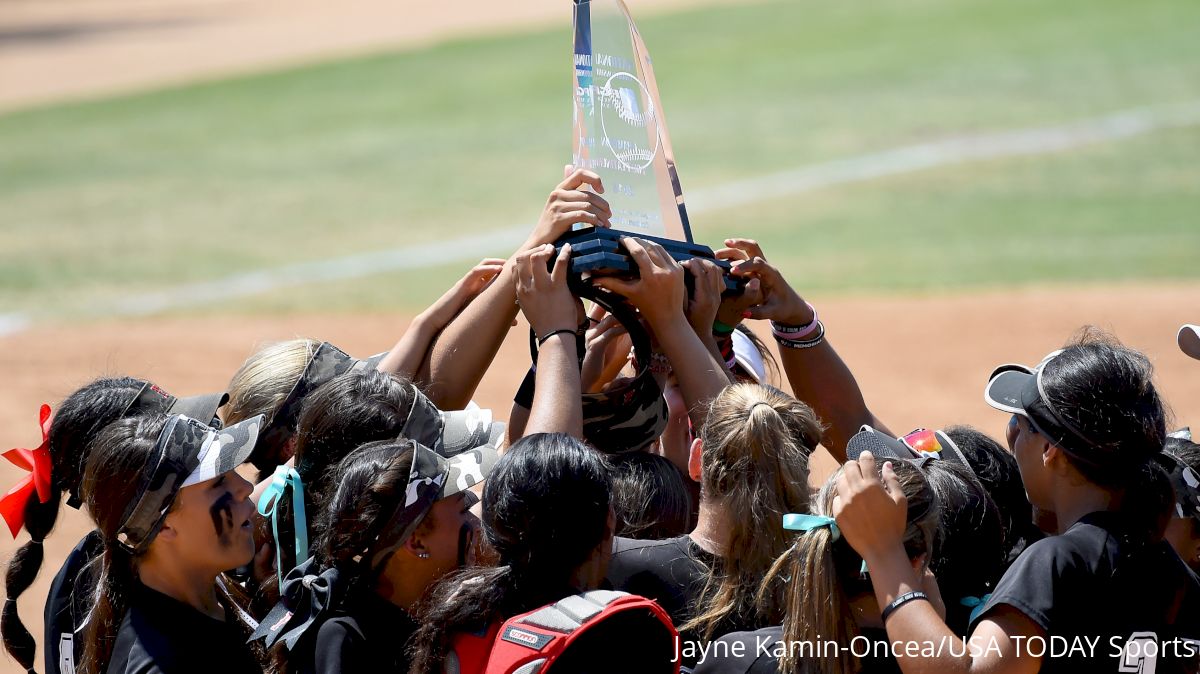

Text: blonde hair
xmin=761 ymin=461 xmax=938 ymax=674
xmin=681 ymin=383 xmax=822 ymax=640
xmin=223 ymin=338 xmax=321 ymax=425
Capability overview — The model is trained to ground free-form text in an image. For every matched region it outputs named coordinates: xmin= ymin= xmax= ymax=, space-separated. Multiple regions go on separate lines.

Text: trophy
xmin=560 ymin=0 xmax=740 ymax=294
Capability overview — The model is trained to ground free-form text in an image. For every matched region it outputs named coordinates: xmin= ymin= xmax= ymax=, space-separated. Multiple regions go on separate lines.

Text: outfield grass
xmin=1 ymin=0 xmax=1198 ymax=318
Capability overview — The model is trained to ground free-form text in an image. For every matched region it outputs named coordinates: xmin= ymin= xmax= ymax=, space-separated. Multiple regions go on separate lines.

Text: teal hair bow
xmin=960 ymin=593 xmax=993 ymax=623
xmin=782 ymin=513 xmax=841 ymax=541
xmin=258 ymin=466 xmax=309 ymax=591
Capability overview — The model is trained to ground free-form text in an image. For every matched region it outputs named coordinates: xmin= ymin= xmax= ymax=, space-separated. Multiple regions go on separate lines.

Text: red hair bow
xmin=1 ymin=404 xmax=54 ymax=538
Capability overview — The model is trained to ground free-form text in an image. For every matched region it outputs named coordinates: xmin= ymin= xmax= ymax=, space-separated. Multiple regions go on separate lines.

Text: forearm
xmin=426 ymin=266 xmax=521 ymax=410
xmin=865 ymin=547 xmax=976 ymax=674
xmin=779 ymin=337 xmax=887 ymax=461
xmin=375 ymin=315 xmax=438 ymax=380
xmin=655 ymin=321 xmax=728 ymax=429
xmin=523 ymin=335 xmax=583 ymax=438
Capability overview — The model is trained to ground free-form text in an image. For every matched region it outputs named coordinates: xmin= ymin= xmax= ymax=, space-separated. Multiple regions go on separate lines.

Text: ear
xmin=688 ymin=438 xmax=703 ymax=483
xmin=403 ymin=534 xmax=430 ymax=561
xmin=157 ymin=513 xmax=181 ymax=543
xmin=1042 ymin=442 xmax=1060 ymax=467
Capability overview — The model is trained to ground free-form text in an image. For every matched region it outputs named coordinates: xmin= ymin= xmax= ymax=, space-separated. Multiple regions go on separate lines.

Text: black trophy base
xmin=554 ymin=227 xmax=744 ymax=295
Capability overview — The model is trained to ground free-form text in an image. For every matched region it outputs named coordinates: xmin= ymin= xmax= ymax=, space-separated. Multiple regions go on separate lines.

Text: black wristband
xmin=537 ymin=328 xmax=577 ymax=346
xmin=880 ymin=590 xmax=929 ymax=623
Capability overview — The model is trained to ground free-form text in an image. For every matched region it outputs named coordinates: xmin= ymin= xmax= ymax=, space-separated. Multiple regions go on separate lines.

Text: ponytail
xmin=2 ymin=500 xmax=57 ymax=673
xmin=2 ymin=377 xmax=146 ymax=673
xmin=79 ymin=547 xmax=136 ymax=674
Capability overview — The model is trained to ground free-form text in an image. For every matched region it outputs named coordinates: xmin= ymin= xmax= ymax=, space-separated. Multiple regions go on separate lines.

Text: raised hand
xmin=832 ymin=453 xmax=909 ymax=563
xmin=717 ymin=238 xmax=813 ymax=327
xmin=514 ymin=243 xmax=578 ymax=338
xmin=592 ymin=238 xmax=686 ymax=330
xmin=525 ymin=167 xmax=612 ymax=250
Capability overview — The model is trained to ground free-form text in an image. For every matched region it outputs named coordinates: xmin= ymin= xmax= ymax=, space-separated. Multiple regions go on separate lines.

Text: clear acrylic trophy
xmin=560 ymin=0 xmax=738 ymax=293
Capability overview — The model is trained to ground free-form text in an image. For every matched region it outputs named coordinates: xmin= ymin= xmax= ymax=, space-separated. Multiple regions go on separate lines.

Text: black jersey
xmin=297 ymin=593 xmax=419 ymax=674
xmin=44 ymin=530 xmax=104 ymax=674
xmin=973 ymin=511 xmax=1200 ymax=674
xmin=105 ymin=584 xmax=261 ymax=674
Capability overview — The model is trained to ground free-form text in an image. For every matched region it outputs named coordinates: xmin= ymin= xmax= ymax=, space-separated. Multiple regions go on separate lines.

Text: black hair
xmin=1040 ymin=332 xmax=1171 ymax=543
xmin=269 ymin=440 xmax=417 ymax=674
xmin=920 ymin=459 xmax=1007 ymax=635
xmin=609 ymin=451 xmax=692 ymax=540
xmin=945 ymin=425 xmax=1043 ymax=560
xmin=2 ymin=376 xmax=147 ymax=674
xmin=272 ymin=369 xmax=417 ymax=577
xmin=78 ymin=414 xmax=170 ymax=674
xmin=408 ymin=433 xmax=612 ymax=673
xmin=1165 ymin=435 xmax=1200 ymax=473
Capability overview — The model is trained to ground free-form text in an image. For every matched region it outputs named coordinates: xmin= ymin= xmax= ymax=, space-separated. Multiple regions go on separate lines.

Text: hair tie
xmin=782 ymin=513 xmax=840 ymax=541
xmin=1 ymin=404 xmax=55 ymax=538
xmin=257 ymin=466 xmax=309 ymax=592
xmin=748 ymin=401 xmax=774 ymax=415
xmin=961 ymin=593 xmax=993 ymax=623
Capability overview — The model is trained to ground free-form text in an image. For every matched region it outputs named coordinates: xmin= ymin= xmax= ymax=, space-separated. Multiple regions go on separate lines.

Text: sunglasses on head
xmin=900 ymin=428 xmax=943 ymax=457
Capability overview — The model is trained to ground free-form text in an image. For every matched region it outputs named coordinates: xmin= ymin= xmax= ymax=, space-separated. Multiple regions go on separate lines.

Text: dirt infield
xmin=2 ymin=283 xmax=1199 ymax=672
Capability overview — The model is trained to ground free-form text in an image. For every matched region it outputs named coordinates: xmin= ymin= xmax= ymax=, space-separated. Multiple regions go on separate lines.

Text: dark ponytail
xmin=2 ymin=376 xmax=146 ymax=674
xmin=78 ymin=414 xmax=170 ymax=674
xmin=408 ymin=434 xmax=612 ymax=673
xmin=1041 ymin=331 xmax=1170 ymax=544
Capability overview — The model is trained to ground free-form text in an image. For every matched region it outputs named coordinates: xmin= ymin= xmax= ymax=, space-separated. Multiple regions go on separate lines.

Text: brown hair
xmin=224 ymin=338 xmax=321 ymax=426
xmin=681 ymin=383 xmax=821 ymax=640
xmin=762 ymin=461 xmax=938 ymax=674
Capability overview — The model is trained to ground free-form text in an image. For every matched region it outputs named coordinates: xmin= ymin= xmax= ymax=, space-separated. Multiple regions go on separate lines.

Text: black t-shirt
xmin=973 ymin=511 xmax=1200 ymax=674
xmin=44 ymin=530 xmax=104 ymax=674
xmin=693 ymin=625 xmax=902 ymax=674
xmin=300 ymin=593 xmax=419 ymax=674
xmin=105 ymin=584 xmax=262 ymax=674
xmin=606 ymin=536 xmax=767 ymax=671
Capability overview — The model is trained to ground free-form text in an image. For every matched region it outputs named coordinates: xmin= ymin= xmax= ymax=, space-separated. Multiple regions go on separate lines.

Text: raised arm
xmin=719 ymin=238 xmax=890 ymax=460
xmin=516 ymin=244 xmax=583 ymax=438
xmin=424 ymin=169 xmax=611 ymax=409
xmin=376 ymin=258 xmax=505 ymax=379
xmin=834 ymin=453 xmax=1043 ymax=674
xmin=593 ymin=238 xmax=729 ymax=431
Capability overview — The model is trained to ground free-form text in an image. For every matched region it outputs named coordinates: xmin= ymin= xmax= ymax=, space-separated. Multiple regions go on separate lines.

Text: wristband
xmin=881 ymin=590 xmax=929 ymax=624
xmin=774 ymin=321 xmax=825 ymax=350
xmin=537 ymin=328 xmax=577 ymax=347
xmin=712 ymin=320 xmax=736 ymax=336
xmin=770 ymin=302 xmax=819 ymax=339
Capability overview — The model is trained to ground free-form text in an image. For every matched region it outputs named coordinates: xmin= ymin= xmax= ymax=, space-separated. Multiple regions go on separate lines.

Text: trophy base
xmin=554 ymin=227 xmax=743 ymax=295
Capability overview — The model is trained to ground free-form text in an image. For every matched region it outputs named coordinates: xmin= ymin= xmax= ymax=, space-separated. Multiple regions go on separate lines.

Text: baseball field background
xmin=2 ymin=0 xmax=1199 ymax=670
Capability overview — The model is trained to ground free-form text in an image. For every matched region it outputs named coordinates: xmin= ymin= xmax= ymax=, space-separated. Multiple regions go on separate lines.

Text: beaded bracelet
xmin=881 ymin=590 xmax=929 ymax=624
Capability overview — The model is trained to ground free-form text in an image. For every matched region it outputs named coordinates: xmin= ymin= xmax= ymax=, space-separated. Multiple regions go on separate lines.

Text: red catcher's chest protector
xmin=447 ymin=590 xmax=679 ymax=674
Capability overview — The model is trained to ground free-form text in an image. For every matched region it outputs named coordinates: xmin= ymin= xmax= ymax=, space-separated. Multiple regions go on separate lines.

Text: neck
xmin=1050 ymin=479 xmax=1116 ymax=534
xmin=138 ymin=556 xmax=222 ymax=620
xmin=690 ymin=496 xmax=730 ymax=556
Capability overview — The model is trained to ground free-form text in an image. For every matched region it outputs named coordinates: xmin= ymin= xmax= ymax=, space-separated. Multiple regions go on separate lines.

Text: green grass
xmin=2 ymin=0 xmax=1198 ymax=318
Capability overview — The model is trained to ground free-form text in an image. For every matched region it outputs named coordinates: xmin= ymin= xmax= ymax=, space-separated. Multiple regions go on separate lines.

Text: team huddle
xmin=3 ymin=170 xmax=1199 ymax=674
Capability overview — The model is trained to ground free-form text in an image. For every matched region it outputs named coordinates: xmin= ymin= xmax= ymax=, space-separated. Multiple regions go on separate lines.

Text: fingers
xmin=882 ymin=460 xmax=907 ymax=508
xmin=730 ymin=256 xmax=770 ymax=277
xmin=858 ymin=451 xmax=878 ymax=484
xmin=724 ymin=238 xmax=766 ymax=260
xmin=550 ymin=243 xmax=572 ymax=286
xmin=563 ymin=164 xmax=575 ymax=179
xmin=558 ymin=168 xmax=605 ymax=194
xmin=592 ymin=276 xmax=638 ymax=297
xmin=714 ymin=247 xmax=749 ymax=263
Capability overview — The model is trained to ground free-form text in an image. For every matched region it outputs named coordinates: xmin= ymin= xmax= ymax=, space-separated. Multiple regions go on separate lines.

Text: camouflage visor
xmin=357 ymin=441 xmax=498 ymax=572
xmin=1165 ymin=454 xmax=1200 ymax=522
xmin=254 ymin=342 xmax=385 ymax=469
xmin=119 ymin=382 xmax=229 ymax=429
xmin=400 ymin=384 xmax=506 ymax=458
xmin=115 ymin=413 xmax=264 ymax=553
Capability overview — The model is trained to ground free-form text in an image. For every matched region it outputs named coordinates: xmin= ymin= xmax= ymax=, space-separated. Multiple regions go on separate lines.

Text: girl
xmin=80 ymin=412 xmax=264 ymax=674
xmin=2 ymin=377 xmax=225 ymax=674
xmin=695 ymin=460 xmax=939 ymax=674
xmin=253 ymin=438 xmax=496 ymax=673
xmin=835 ymin=336 xmax=1200 ymax=674
xmin=606 ymin=383 xmax=822 ymax=670
xmin=409 ymin=433 xmax=674 ymax=674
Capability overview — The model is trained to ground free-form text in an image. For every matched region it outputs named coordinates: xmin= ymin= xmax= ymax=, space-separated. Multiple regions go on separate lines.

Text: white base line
xmin=3 ymin=100 xmax=1199 ymax=338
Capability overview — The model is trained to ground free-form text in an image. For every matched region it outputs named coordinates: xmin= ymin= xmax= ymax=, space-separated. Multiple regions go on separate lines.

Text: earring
xmin=417 ymin=551 xmax=430 ymax=559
